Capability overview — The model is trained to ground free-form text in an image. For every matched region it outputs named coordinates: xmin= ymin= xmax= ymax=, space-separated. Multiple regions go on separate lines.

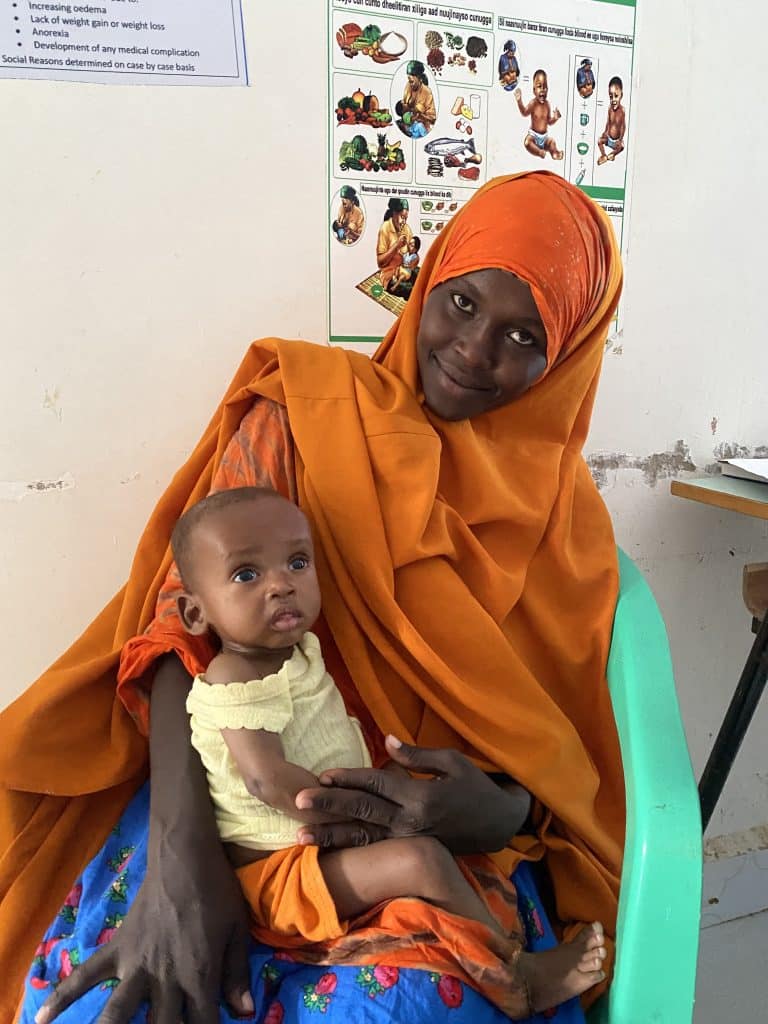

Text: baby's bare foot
xmin=598 ymin=155 xmax=608 ymax=165
xmin=552 ymin=150 xmax=564 ymax=160
xmin=519 ymin=921 xmax=607 ymax=1016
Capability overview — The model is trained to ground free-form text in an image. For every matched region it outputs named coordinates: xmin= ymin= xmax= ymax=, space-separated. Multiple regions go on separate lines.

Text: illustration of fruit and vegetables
xmin=339 ymin=133 xmax=407 ymax=173
xmin=336 ymin=23 xmax=408 ymax=64
xmin=423 ymin=29 xmax=489 ymax=76
xmin=335 ymin=87 xmax=393 ymax=128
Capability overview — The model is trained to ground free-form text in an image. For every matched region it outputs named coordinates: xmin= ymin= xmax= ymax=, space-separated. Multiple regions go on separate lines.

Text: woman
xmin=376 ymin=196 xmax=412 ymax=289
xmin=396 ymin=59 xmax=436 ymax=137
xmin=498 ymin=39 xmax=521 ymax=91
xmin=332 ymin=185 xmax=365 ymax=245
xmin=1 ymin=171 xmax=624 ymax=1024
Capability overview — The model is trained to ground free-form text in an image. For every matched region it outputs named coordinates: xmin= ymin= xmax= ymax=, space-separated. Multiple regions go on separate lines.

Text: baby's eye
xmin=289 ymin=557 xmax=309 ymax=571
xmin=506 ymin=329 xmax=535 ymax=348
xmin=232 ymin=568 xmax=258 ymax=584
xmin=451 ymin=293 xmax=474 ymax=314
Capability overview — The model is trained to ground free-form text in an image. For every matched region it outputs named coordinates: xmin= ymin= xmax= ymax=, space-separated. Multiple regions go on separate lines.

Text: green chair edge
xmin=588 ymin=548 xmax=702 ymax=1024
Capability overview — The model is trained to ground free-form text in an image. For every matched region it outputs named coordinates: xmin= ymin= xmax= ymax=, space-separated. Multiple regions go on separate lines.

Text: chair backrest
xmin=588 ymin=549 xmax=702 ymax=1024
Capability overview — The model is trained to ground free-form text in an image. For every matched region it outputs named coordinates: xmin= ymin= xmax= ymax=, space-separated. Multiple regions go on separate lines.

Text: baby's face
xmin=408 ymin=241 xmax=417 ymax=253
xmin=533 ymin=74 xmax=548 ymax=100
xmin=609 ymin=84 xmax=622 ymax=109
xmin=190 ymin=497 xmax=321 ymax=653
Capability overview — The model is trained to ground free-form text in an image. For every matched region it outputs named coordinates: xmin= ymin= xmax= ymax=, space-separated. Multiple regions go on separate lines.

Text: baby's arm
xmin=222 ymin=726 xmax=344 ymax=825
xmin=514 ymin=88 xmax=530 ymax=115
xmin=548 ymin=102 xmax=561 ymax=124
xmin=202 ymin=652 xmax=343 ymax=825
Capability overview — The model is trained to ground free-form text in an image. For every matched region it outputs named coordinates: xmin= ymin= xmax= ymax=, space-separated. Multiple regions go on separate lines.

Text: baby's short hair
xmin=609 ymin=76 xmax=623 ymax=91
xmin=171 ymin=486 xmax=283 ymax=588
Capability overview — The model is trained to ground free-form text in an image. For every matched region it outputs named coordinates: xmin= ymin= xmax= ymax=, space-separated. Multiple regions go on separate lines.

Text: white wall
xmin=1 ymin=1 xmax=766 ymax=840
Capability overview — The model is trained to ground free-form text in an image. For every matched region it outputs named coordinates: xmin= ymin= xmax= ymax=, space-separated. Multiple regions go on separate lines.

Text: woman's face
xmin=407 ymin=74 xmax=421 ymax=89
xmin=417 ymin=268 xmax=548 ymax=421
xmin=392 ymin=208 xmax=408 ymax=230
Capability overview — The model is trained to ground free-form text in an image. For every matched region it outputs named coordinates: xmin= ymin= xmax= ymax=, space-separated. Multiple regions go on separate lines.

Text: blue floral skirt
xmin=19 ymin=783 xmax=586 ymax=1023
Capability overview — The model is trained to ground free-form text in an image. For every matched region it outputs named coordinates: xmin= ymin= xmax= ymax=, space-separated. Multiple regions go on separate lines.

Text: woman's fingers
xmin=36 ymin=948 xmax=115 ymax=1023
xmin=384 ymin=735 xmax=468 ymax=778
xmin=149 ymin=979 xmax=184 ymax=1024
xmin=97 ymin=975 xmax=147 ymax=1024
xmin=315 ymin=764 xmax=404 ymax=798
xmin=220 ymin=926 xmax=255 ymax=1017
xmin=298 ymin=821 xmax=388 ymax=849
xmin=295 ymin=782 xmax=398 ymax=826
xmin=185 ymin=991 xmax=224 ymax=1024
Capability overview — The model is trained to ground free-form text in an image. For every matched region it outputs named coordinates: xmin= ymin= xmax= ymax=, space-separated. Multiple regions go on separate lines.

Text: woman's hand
xmin=36 ymin=834 xmax=253 ymax=1024
xmin=295 ymin=735 xmax=531 ymax=854
xmin=37 ymin=654 xmax=254 ymax=1023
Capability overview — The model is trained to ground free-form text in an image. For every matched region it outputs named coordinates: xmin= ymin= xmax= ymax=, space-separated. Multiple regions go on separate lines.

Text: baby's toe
xmin=581 ymin=953 xmax=606 ymax=973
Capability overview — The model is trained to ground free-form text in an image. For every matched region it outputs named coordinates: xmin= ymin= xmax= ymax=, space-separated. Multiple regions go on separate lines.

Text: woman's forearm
xmin=148 ymin=654 xmax=221 ymax=851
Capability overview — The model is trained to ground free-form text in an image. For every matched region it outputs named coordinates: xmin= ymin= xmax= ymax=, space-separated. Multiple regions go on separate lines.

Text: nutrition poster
xmin=0 ymin=0 xmax=247 ymax=85
xmin=328 ymin=0 xmax=635 ymax=344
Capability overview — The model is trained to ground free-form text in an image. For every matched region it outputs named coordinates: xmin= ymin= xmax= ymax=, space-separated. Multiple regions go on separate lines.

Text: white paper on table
xmin=718 ymin=459 xmax=768 ymax=484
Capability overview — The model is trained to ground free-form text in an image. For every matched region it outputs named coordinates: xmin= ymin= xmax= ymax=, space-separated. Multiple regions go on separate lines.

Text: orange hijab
xmin=0 ymin=172 xmax=623 ymax=1013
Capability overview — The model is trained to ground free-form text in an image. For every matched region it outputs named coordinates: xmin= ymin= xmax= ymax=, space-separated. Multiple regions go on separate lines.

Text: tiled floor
xmin=694 ymin=911 xmax=768 ymax=1022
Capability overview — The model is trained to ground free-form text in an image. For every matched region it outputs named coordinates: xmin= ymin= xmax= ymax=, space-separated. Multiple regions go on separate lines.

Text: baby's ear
xmin=176 ymin=593 xmax=209 ymax=635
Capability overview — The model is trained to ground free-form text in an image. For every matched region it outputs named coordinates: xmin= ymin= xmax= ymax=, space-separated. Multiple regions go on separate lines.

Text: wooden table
xmin=671 ymin=475 xmax=768 ymax=521
xmin=671 ymin=474 xmax=768 ymax=829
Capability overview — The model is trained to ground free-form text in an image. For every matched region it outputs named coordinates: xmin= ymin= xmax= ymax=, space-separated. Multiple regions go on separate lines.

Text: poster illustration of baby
xmin=597 ymin=76 xmax=626 ymax=164
xmin=515 ymin=70 xmax=563 ymax=160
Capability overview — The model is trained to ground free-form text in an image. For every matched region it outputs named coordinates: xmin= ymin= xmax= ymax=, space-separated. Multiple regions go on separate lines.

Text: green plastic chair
xmin=587 ymin=549 xmax=702 ymax=1024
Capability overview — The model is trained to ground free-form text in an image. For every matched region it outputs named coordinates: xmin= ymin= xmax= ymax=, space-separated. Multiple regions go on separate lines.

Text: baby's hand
xmin=553 ymin=107 xmax=561 ymax=120
xmin=514 ymin=87 xmax=522 ymax=100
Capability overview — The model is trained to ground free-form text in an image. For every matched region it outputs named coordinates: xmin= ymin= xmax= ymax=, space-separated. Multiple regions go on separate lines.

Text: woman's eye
xmin=232 ymin=568 xmax=258 ymax=583
xmin=451 ymin=293 xmax=474 ymax=313
xmin=289 ymin=557 xmax=309 ymax=571
xmin=506 ymin=329 xmax=535 ymax=347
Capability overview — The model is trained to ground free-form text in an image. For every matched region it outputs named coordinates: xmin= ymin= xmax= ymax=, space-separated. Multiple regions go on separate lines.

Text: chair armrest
xmin=588 ymin=548 xmax=702 ymax=1024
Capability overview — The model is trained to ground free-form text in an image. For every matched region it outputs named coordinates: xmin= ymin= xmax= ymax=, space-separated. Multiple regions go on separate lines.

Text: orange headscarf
xmin=0 ymin=172 xmax=623 ymax=1015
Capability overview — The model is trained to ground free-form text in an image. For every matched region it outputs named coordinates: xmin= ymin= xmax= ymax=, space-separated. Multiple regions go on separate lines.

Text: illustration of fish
xmin=423 ymin=137 xmax=477 ymax=158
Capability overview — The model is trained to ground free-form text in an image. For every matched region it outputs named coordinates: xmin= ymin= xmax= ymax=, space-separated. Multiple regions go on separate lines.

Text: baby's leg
xmin=524 ymin=134 xmax=546 ymax=158
xmin=546 ymin=138 xmax=564 ymax=160
xmin=319 ymin=836 xmax=503 ymax=935
xmin=519 ymin=921 xmax=607 ymax=1015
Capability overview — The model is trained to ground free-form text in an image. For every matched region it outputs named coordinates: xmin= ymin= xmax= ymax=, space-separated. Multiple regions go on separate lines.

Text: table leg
xmin=698 ymin=611 xmax=768 ymax=830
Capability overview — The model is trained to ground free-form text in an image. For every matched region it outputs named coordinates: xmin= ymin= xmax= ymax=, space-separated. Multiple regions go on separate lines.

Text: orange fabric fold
xmin=237 ymin=846 xmax=347 ymax=943
xmin=237 ymin=847 xmax=533 ymax=1019
xmin=0 ymin=171 xmax=624 ymax=1018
